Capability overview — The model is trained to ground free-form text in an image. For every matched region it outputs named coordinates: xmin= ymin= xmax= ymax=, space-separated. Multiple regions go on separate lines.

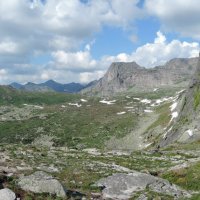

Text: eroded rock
xmin=0 ymin=188 xmax=16 ymax=200
xmin=95 ymin=172 xmax=190 ymax=199
xmin=18 ymin=171 xmax=66 ymax=197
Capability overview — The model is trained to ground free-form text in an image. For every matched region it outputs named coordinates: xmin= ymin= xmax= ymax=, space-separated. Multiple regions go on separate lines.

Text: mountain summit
xmin=81 ymin=57 xmax=198 ymax=96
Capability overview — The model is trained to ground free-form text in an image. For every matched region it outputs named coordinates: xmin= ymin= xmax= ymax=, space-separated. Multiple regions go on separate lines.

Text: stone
xmin=0 ymin=188 xmax=16 ymax=200
xmin=18 ymin=171 xmax=66 ymax=197
xmin=95 ymin=171 xmax=190 ymax=199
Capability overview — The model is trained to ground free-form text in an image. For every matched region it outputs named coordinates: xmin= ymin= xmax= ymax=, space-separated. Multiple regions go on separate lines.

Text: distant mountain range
xmin=10 ymin=80 xmax=94 ymax=93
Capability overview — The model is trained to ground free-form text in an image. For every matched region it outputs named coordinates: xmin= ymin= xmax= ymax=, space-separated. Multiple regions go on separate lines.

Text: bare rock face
xmin=0 ymin=188 xmax=16 ymax=200
xmin=160 ymin=53 xmax=200 ymax=147
xmin=18 ymin=171 xmax=66 ymax=198
xmin=95 ymin=172 xmax=190 ymax=199
xmin=82 ymin=58 xmax=198 ymax=96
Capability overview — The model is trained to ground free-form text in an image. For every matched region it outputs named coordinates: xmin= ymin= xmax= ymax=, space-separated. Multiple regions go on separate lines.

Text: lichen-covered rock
xmin=95 ymin=171 xmax=190 ymax=199
xmin=18 ymin=171 xmax=66 ymax=197
xmin=0 ymin=188 xmax=16 ymax=200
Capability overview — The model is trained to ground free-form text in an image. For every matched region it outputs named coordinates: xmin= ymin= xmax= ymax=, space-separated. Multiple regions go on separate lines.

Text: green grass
xmin=194 ymin=87 xmax=200 ymax=110
xmin=162 ymin=161 xmax=200 ymax=191
xmin=0 ymin=86 xmax=80 ymax=106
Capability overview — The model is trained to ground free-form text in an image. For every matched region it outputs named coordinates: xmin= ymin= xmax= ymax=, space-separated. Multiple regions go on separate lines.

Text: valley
xmin=1 ymin=82 xmax=200 ymax=199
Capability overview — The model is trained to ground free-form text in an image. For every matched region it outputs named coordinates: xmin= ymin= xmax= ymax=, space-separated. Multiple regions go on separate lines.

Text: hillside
xmin=159 ymin=53 xmax=200 ymax=147
xmin=82 ymin=57 xmax=198 ymax=96
xmin=10 ymin=80 xmax=86 ymax=93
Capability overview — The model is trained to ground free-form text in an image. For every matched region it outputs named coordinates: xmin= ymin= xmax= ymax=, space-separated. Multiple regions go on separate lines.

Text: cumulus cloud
xmin=0 ymin=0 xmax=142 ymax=83
xmin=103 ymin=31 xmax=199 ymax=67
xmin=145 ymin=0 xmax=200 ymax=39
xmin=52 ymin=49 xmax=97 ymax=71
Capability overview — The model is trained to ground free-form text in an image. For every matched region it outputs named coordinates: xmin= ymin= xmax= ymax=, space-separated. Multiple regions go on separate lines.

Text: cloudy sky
xmin=0 ymin=0 xmax=200 ymax=84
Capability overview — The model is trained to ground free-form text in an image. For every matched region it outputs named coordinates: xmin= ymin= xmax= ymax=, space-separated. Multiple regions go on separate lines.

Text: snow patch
xmin=133 ymin=98 xmax=140 ymax=101
xmin=81 ymin=99 xmax=87 ymax=102
xmin=117 ymin=112 xmax=126 ymax=115
xmin=68 ymin=103 xmax=82 ymax=107
xmin=170 ymin=102 xmax=177 ymax=111
xmin=99 ymin=99 xmax=116 ymax=105
xmin=153 ymin=88 xmax=158 ymax=92
xmin=186 ymin=129 xmax=193 ymax=137
xmin=144 ymin=110 xmax=153 ymax=113
xmin=140 ymin=99 xmax=151 ymax=104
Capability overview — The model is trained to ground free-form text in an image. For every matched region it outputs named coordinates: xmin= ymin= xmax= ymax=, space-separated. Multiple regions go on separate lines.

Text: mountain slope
xmin=82 ymin=57 xmax=198 ymax=96
xmin=160 ymin=53 xmax=200 ymax=147
xmin=9 ymin=80 xmax=86 ymax=93
xmin=21 ymin=82 xmax=53 ymax=92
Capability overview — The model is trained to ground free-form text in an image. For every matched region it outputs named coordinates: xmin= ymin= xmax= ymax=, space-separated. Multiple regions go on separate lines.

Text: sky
xmin=0 ymin=0 xmax=200 ymax=84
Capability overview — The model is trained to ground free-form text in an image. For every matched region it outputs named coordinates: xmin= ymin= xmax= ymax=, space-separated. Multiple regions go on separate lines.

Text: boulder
xmin=18 ymin=171 xmax=66 ymax=197
xmin=0 ymin=188 xmax=16 ymax=200
xmin=95 ymin=172 xmax=190 ymax=199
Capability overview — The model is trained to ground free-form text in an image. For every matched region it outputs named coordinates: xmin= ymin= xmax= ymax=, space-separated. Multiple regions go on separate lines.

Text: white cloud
xmin=52 ymin=49 xmax=97 ymax=71
xmin=0 ymin=0 xmax=142 ymax=83
xmin=103 ymin=31 xmax=199 ymax=67
xmin=145 ymin=0 xmax=200 ymax=39
xmin=0 ymin=40 xmax=19 ymax=54
xmin=80 ymin=70 xmax=105 ymax=83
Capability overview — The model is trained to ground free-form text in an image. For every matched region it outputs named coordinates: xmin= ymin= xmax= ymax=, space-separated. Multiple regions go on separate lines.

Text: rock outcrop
xmin=160 ymin=53 xmax=200 ymax=147
xmin=96 ymin=172 xmax=190 ymax=199
xmin=18 ymin=171 xmax=66 ymax=197
xmin=0 ymin=188 xmax=16 ymax=200
xmin=82 ymin=57 xmax=198 ymax=96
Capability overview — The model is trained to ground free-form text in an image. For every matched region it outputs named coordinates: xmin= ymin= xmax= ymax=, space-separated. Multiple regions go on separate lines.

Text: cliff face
xmin=160 ymin=54 xmax=200 ymax=147
xmin=82 ymin=57 xmax=198 ymax=96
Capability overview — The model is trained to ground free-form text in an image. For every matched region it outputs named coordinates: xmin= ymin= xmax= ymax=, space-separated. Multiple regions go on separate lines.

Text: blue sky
xmin=0 ymin=0 xmax=200 ymax=84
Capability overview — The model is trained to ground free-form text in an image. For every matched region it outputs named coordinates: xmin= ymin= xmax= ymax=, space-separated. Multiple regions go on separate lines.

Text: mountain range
xmin=82 ymin=57 xmax=198 ymax=96
xmin=10 ymin=80 xmax=91 ymax=93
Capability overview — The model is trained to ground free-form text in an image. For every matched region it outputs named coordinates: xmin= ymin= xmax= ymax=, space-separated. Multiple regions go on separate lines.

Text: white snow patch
xmin=81 ymin=99 xmax=87 ymax=102
xmin=99 ymin=99 xmax=116 ymax=105
xmin=156 ymin=99 xmax=163 ymax=104
xmin=169 ymin=112 xmax=179 ymax=124
xmin=140 ymin=99 xmax=151 ymax=104
xmin=153 ymin=88 xmax=158 ymax=92
xmin=68 ymin=103 xmax=82 ymax=107
xmin=144 ymin=110 xmax=153 ymax=113
xmin=176 ymin=89 xmax=185 ymax=95
xmin=126 ymin=96 xmax=131 ymax=99
xmin=170 ymin=102 xmax=178 ymax=111
xmin=186 ymin=129 xmax=193 ymax=137
xmin=34 ymin=105 xmax=44 ymax=109
xmin=61 ymin=105 xmax=66 ymax=108
xmin=145 ymin=143 xmax=153 ymax=148
xmin=133 ymin=98 xmax=140 ymax=101
xmin=117 ymin=112 xmax=126 ymax=115
xmin=163 ymin=126 xmax=173 ymax=138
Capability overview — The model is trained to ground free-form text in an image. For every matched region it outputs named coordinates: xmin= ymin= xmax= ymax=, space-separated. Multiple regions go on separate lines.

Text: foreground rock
xmin=96 ymin=172 xmax=190 ymax=199
xmin=0 ymin=188 xmax=16 ymax=200
xmin=18 ymin=171 xmax=66 ymax=197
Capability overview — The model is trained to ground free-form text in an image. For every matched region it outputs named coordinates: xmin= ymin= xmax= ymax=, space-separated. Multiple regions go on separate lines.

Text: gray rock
xmin=0 ymin=188 xmax=16 ymax=200
xmin=81 ymin=57 xmax=197 ymax=96
xmin=18 ymin=171 xmax=66 ymax=197
xmin=95 ymin=172 xmax=190 ymax=199
xmin=160 ymin=52 xmax=200 ymax=147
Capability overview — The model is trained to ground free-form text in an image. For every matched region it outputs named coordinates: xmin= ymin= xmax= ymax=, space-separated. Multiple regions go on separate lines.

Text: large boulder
xmin=0 ymin=188 xmax=16 ymax=200
xmin=18 ymin=171 xmax=66 ymax=198
xmin=95 ymin=172 xmax=190 ymax=199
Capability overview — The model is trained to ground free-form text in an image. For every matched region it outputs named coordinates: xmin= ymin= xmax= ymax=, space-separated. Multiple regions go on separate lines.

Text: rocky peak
xmin=82 ymin=57 xmax=198 ymax=96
